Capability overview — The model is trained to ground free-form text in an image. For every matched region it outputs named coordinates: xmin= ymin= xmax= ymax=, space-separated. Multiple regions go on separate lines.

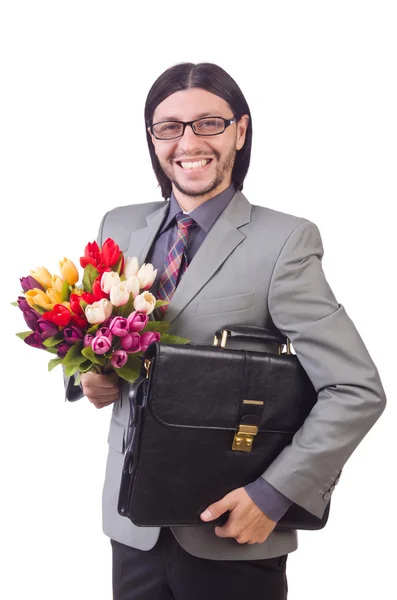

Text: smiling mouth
xmin=176 ymin=158 xmax=213 ymax=170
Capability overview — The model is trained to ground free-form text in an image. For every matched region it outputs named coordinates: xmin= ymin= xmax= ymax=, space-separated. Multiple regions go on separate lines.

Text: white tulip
xmin=137 ymin=263 xmax=157 ymax=290
xmin=133 ymin=292 xmax=156 ymax=315
xmin=85 ymin=299 xmax=113 ymax=324
xmin=124 ymin=256 xmax=140 ymax=279
xmin=110 ymin=282 xmax=130 ymax=307
xmin=101 ymin=271 xmax=121 ymax=294
xmin=125 ymin=275 xmax=140 ymax=298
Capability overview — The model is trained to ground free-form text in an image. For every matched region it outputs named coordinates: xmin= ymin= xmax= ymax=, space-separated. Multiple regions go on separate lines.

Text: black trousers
xmin=111 ymin=528 xmax=288 ymax=600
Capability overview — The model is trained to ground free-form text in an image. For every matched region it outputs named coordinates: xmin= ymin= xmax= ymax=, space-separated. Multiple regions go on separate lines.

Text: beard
xmin=159 ymin=145 xmax=236 ymax=198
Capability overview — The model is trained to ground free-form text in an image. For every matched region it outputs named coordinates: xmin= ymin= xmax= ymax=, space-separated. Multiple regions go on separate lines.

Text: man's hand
xmin=80 ymin=371 xmax=121 ymax=409
xmin=200 ymin=487 xmax=277 ymax=544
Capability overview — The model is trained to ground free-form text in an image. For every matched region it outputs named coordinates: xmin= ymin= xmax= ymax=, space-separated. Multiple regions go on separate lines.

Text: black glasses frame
xmin=149 ymin=116 xmax=237 ymax=140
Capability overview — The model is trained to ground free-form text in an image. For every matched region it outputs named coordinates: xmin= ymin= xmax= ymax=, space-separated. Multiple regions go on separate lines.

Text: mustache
xmin=171 ymin=152 xmax=218 ymax=161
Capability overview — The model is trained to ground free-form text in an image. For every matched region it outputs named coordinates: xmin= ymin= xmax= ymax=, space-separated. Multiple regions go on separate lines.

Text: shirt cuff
xmin=245 ymin=477 xmax=293 ymax=522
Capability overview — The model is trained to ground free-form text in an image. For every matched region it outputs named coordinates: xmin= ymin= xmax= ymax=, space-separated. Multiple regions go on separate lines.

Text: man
xmin=65 ymin=62 xmax=386 ymax=599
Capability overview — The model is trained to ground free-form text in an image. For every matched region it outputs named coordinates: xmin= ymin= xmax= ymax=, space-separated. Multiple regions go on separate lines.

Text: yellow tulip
xmin=46 ymin=287 xmax=63 ymax=305
xmin=51 ymin=275 xmax=64 ymax=294
xmin=62 ymin=301 xmax=71 ymax=310
xmin=30 ymin=266 xmax=53 ymax=289
xmin=25 ymin=288 xmax=54 ymax=310
xmin=59 ymin=258 xmax=79 ymax=285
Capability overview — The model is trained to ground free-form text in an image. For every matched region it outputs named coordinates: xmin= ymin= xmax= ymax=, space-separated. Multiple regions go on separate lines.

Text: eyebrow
xmin=155 ymin=111 xmax=223 ymax=122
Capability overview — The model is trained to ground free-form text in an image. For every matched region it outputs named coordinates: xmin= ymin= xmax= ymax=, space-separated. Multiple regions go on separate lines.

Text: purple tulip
xmin=23 ymin=308 xmax=40 ymax=331
xmin=64 ymin=325 xmax=84 ymax=345
xmin=36 ymin=318 xmax=59 ymax=340
xmin=57 ymin=341 xmax=70 ymax=358
xmin=17 ymin=296 xmax=31 ymax=312
xmin=24 ymin=332 xmax=46 ymax=350
xmin=109 ymin=316 xmax=129 ymax=337
xmin=83 ymin=334 xmax=94 ymax=348
xmin=110 ymin=350 xmax=128 ymax=368
xmin=120 ymin=332 xmax=141 ymax=354
xmin=139 ymin=331 xmax=161 ymax=352
xmin=127 ymin=311 xmax=149 ymax=332
xmin=92 ymin=335 xmax=112 ymax=355
xmin=95 ymin=326 xmax=113 ymax=342
xmin=20 ymin=276 xmax=43 ymax=292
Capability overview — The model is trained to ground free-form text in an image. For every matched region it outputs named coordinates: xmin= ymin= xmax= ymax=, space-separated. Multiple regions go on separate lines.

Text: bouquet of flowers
xmin=14 ymin=238 xmax=189 ymax=384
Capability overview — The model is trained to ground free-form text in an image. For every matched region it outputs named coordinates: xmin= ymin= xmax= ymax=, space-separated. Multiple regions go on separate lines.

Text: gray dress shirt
xmin=145 ymin=184 xmax=293 ymax=522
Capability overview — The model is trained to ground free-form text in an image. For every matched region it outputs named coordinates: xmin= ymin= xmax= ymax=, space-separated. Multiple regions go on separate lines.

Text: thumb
xmin=200 ymin=495 xmax=233 ymax=522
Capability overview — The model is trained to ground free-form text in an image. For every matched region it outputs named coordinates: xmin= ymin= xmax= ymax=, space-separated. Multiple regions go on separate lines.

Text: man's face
xmin=149 ymin=88 xmax=249 ymax=202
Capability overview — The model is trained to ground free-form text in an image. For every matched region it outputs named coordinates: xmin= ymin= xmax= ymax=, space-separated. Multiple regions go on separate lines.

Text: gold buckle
xmin=232 ymin=424 xmax=258 ymax=452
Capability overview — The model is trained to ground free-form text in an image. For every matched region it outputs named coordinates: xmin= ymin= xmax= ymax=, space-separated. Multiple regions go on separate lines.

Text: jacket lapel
xmin=125 ymin=191 xmax=252 ymax=324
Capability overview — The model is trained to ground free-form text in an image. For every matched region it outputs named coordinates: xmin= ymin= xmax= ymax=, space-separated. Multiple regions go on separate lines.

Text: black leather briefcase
xmin=117 ymin=325 xmax=330 ymax=530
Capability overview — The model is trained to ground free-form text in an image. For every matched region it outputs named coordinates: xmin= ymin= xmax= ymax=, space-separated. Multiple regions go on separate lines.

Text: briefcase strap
xmin=214 ymin=325 xmax=291 ymax=355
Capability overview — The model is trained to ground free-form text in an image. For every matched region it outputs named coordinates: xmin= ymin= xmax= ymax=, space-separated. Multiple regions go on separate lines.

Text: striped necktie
xmin=155 ymin=212 xmax=195 ymax=320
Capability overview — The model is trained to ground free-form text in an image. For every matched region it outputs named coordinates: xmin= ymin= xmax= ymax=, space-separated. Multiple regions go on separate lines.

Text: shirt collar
xmin=160 ymin=184 xmax=237 ymax=234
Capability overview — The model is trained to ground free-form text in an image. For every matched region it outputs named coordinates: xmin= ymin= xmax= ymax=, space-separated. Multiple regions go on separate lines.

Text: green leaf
xmin=114 ymin=254 xmax=124 ymax=275
xmin=48 ymin=357 xmax=63 ymax=372
xmin=11 ymin=301 xmax=18 ymax=307
xmin=43 ymin=334 xmax=62 ymax=347
xmin=115 ymin=355 xmax=142 ymax=382
xmin=65 ymin=364 xmax=79 ymax=377
xmin=159 ymin=334 xmax=190 ymax=345
xmin=82 ymin=264 xmax=99 ymax=293
xmin=61 ymin=280 xmax=70 ymax=302
xmin=32 ymin=304 xmax=46 ymax=314
xmin=154 ymin=299 xmax=169 ymax=309
xmin=119 ymin=293 xmax=135 ymax=318
xmin=80 ymin=299 xmax=88 ymax=312
xmin=81 ymin=345 xmax=106 ymax=366
xmin=16 ymin=331 xmax=32 ymax=340
xmin=87 ymin=323 xmax=100 ymax=335
xmin=46 ymin=347 xmax=58 ymax=355
xmin=79 ymin=360 xmax=95 ymax=373
xmin=143 ymin=321 xmax=170 ymax=334
xmin=61 ymin=341 xmax=86 ymax=367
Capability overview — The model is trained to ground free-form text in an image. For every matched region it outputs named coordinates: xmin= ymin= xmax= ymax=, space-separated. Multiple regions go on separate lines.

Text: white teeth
xmin=180 ymin=159 xmax=210 ymax=170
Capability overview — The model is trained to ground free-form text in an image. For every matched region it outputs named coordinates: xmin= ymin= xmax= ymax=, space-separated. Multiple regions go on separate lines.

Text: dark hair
xmin=144 ymin=62 xmax=252 ymax=199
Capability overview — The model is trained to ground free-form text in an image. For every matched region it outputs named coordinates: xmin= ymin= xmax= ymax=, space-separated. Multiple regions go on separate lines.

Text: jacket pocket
xmin=197 ymin=292 xmax=253 ymax=316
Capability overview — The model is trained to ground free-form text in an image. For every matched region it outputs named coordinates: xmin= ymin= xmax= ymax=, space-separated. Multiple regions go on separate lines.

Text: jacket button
xmin=323 ymin=491 xmax=331 ymax=501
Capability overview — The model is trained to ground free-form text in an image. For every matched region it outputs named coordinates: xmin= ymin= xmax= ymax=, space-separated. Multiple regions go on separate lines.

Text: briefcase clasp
xmin=232 ymin=424 xmax=258 ymax=452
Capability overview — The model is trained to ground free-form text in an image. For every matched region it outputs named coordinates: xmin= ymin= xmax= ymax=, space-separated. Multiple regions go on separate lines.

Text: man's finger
xmin=200 ymin=497 xmax=231 ymax=522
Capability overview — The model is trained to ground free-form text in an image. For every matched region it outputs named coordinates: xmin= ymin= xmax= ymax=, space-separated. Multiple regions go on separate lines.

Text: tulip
xmin=24 ymin=332 xmax=46 ymax=350
xmin=23 ymin=308 xmax=40 ymax=330
xmin=46 ymin=287 xmax=63 ymax=305
xmin=17 ymin=296 xmax=30 ymax=311
xmin=101 ymin=238 xmax=122 ymax=269
xmin=36 ymin=318 xmax=59 ymax=340
xmin=42 ymin=304 xmax=72 ymax=327
xmin=127 ymin=311 xmax=148 ymax=332
xmin=25 ymin=288 xmax=54 ymax=311
xmin=57 ymin=341 xmax=70 ymax=358
xmin=64 ymin=325 xmax=84 ymax=344
xmin=20 ymin=276 xmax=43 ymax=293
xmin=111 ymin=350 xmax=128 ymax=369
xmin=59 ymin=257 xmax=79 ymax=285
xmin=125 ymin=275 xmax=140 ymax=298
xmin=120 ymin=332 xmax=141 ymax=353
xmin=133 ymin=292 xmax=156 ymax=315
xmin=50 ymin=275 xmax=64 ymax=295
xmin=101 ymin=271 xmax=121 ymax=294
xmin=83 ymin=334 xmax=93 ymax=348
xmin=137 ymin=263 xmax=157 ymax=290
xmin=30 ymin=266 xmax=52 ymax=289
xmin=139 ymin=331 xmax=161 ymax=352
xmin=92 ymin=276 xmax=108 ymax=301
xmin=110 ymin=282 xmax=130 ymax=307
xmin=95 ymin=326 xmax=113 ymax=342
xmin=92 ymin=335 xmax=112 ymax=355
xmin=109 ymin=316 xmax=129 ymax=337
xmin=70 ymin=313 xmax=88 ymax=329
xmin=124 ymin=256 xmax=139 ymax=279
xmin=80 ymin=241 xmax=101 ymax=270
xmin=85 ymin=299 xmax=113 ymax=324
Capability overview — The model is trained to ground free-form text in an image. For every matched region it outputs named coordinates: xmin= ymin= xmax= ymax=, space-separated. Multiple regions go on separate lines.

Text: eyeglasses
xmin=149 ymin=116 xmax=237 ymax=140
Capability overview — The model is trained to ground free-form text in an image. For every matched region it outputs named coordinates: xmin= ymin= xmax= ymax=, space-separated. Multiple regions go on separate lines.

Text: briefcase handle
xmin=213 ymin=325 xmax=291 ymax=354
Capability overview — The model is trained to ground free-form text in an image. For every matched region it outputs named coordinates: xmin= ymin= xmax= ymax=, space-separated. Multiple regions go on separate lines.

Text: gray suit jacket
xmin=70 ymin=190 xmax=386 ymax=560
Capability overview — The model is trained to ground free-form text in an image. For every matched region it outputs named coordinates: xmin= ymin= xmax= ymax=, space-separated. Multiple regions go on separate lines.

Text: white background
xmin=1 ymin=1 xmax=395 ymax=598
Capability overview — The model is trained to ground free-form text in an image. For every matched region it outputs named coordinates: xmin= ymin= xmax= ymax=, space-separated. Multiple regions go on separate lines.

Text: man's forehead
xmin=153 ymin=89 xmax=231 ymax=121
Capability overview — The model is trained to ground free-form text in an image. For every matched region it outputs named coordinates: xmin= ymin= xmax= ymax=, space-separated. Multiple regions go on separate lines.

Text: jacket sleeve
xmin=261 ymin=220 xmax=386 ymax=518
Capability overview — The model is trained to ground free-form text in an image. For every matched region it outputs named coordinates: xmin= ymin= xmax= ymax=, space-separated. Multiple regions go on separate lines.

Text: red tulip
xmin=42 ymin=304 xmax=72 ymax=327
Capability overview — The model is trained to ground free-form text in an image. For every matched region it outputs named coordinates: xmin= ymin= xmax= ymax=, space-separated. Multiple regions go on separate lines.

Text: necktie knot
xmin=175 ymin=212 xmax=195 ymax=231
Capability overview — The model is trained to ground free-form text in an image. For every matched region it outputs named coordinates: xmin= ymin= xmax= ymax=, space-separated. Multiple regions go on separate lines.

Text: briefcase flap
xmin=143 ymin=343 xmax=318 ymax=433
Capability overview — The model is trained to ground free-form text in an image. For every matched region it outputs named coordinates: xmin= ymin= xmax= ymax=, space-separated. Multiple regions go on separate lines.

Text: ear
xmin=236 ymin=114 xmax=250 ymax=151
